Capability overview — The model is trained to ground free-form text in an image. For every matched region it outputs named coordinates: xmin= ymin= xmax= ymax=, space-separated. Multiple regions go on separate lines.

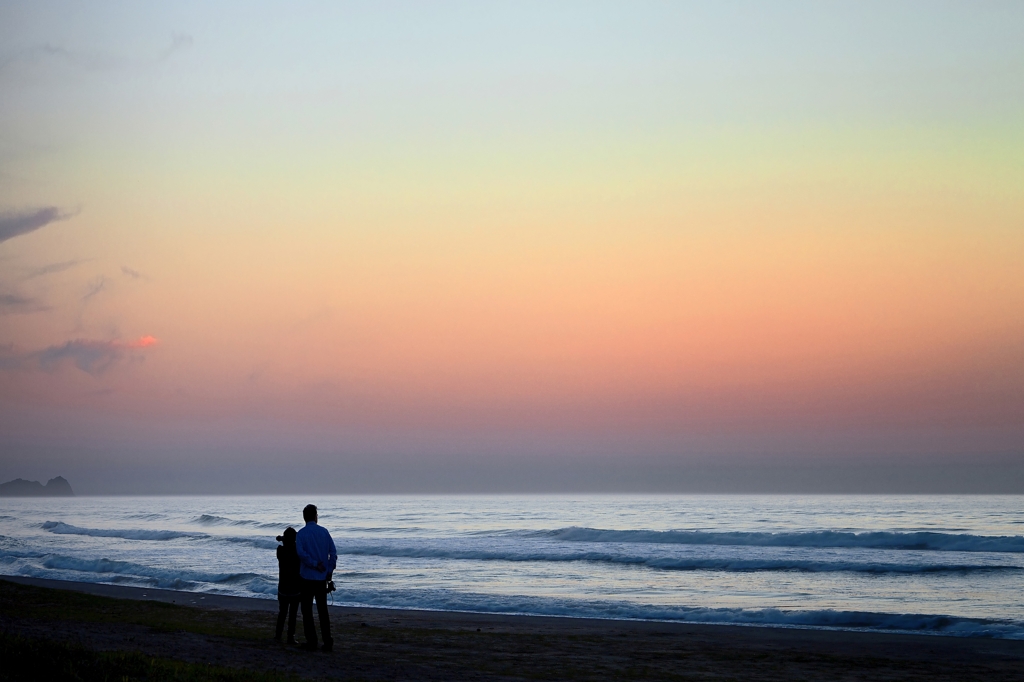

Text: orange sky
xmin=1 ymin=2 xmax=1023 ymax=492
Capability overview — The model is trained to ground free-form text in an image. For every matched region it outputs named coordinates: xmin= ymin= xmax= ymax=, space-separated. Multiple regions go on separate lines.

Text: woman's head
xmin=276 ymin=526 xmax=297 ymax=544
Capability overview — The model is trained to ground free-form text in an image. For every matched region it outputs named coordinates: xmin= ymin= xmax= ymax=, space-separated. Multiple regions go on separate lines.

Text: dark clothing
xmin=276 ymin=595 xmax=300 ymax=642
xmin=276 ymin=540 xmax=302 ymax=642
xmin=277 ymin=543 xmax=302 ymax=597
xmin=300 ymin=577 xmax=332 ymax=649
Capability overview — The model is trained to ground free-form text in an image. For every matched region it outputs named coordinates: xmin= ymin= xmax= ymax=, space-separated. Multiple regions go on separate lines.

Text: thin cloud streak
xmin=0 ymin=336 xmax=158 ymax=375
xmin=157 ymin=33 xmax=193 ymax=62
xmin=0 ymin=291 xmax=48 ymax=315
xmin=0 ymin=207 xmax=76 ymax=243
xmin=1 ymin=32 xmax=192 ymax=73
xmin=24 ymin=259 xmax=85 ymax=280
xmin=81 ymin=276 xmax=107 ymax=302
xmin=0 ymin=44 xmax=125 ymax=72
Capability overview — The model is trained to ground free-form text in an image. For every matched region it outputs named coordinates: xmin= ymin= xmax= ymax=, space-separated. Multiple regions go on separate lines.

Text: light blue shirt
xmin=295 ymin=521 xmax=337 ymax=581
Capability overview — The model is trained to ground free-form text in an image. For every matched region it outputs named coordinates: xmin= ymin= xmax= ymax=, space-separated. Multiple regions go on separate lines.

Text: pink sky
xmin=1 ymin=2 xmax=1023 ymax=492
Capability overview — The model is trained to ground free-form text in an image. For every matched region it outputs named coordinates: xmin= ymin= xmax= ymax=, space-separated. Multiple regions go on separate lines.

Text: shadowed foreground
xmin=1 ymin=578 xmax=1022 ymax=681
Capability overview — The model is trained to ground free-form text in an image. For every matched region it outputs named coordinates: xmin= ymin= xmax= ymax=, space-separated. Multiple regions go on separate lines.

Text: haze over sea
xmin=2 ymin=494 xmax=1022 ymax=639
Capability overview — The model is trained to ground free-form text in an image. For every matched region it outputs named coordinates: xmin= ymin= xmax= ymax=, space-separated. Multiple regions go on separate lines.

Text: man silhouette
xmin=295 ymin=503 xmax=337 ymax=652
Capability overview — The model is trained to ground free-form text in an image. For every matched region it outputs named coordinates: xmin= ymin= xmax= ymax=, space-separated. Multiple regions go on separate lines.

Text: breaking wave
xmin=215 ymin=536 xmax=280 ymax=550
xmin=335 ymin=542 xmax=1021 ymax=574
xmin=193 ymin=514 xmax=231 ymax=525
xmin=193 ymin=514 xmax=283 ymax=530
xmin=41 ymin=522 xmax=199 ymax=541
xmin=535 ymin=528 xmax=1024 ymax=553
xmin=14 ymin=553 xmax=276 ymax=594
xmin=40 ymin=521 xmax=282 ymax=549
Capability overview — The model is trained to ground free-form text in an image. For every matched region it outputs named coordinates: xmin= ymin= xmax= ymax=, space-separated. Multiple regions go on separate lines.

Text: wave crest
xmin=192 ymin=514 xmax=284 ymax=530
xmin=42 ymin=521 xmax=198 ymax=541
xmin=35 ymin=553 xmax=273 ymax=590
xmin=335 ymin=543 xmax=1022 ymax=574
xmin=538 ymin=528 xmax=1024 ymax=553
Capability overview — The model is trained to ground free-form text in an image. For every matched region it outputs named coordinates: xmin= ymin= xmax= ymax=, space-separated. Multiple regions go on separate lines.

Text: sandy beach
xmin=2 ymin=576 xmax=1023 ymax=681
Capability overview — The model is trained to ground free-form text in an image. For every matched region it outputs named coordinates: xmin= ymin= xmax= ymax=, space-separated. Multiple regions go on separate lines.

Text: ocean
xmin=1 ymin=495 xmax=1022 ymax=638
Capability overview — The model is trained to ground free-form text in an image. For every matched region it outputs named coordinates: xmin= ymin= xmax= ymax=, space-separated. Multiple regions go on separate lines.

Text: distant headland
xmin=0 ymin=476 xmax=75 ymax=497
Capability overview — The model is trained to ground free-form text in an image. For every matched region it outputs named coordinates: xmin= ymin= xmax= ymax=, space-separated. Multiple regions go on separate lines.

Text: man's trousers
xmin=300 ymin=578 xmax=332 ymax=648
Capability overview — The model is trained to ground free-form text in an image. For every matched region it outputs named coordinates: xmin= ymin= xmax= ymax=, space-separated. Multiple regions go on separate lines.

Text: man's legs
xmin=314 ymin=585 xmax=332 ymax=650
xmin=300 ymin=580 xmax=318 ymax=649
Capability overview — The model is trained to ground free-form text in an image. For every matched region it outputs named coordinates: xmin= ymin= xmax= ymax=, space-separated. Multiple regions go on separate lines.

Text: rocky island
xmin=0 ymin=476 xmax=75 ymax=497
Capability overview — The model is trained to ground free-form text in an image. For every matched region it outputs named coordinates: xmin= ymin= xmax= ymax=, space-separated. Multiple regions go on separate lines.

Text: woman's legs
xmin=276 ymin=598 xmax=289 ymax=640
xmin=287 ymin=597 xmax=300 ymax=642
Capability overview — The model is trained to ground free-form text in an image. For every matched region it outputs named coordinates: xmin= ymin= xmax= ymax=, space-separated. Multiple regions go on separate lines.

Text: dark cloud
xmin=0 ymin=207 xmax=76 ymax=243
xmin=0 ymin=336 xmax=157 ymax=376
xmin=0 ymin=291 xmax=48 ymax=315
xmin=25 ymin=259 xmax=84 ymax=280
xmin=121 ymin=266 xmax=145 ymax=280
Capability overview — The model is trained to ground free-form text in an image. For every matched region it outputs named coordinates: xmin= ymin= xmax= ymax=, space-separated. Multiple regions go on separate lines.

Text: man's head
xmin=302 ymin=504 xmax=318 ymax=523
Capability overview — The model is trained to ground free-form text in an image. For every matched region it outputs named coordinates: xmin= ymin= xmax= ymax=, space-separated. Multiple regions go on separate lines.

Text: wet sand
xmin=3 ymin=576 xmax=1023 ymax=680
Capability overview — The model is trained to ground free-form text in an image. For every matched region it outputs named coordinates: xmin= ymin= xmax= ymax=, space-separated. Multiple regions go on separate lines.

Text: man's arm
xmin=294 ymin=532 xmax=317 ymax=570
xmin=327 ymin=533 xmax=338 ymax=574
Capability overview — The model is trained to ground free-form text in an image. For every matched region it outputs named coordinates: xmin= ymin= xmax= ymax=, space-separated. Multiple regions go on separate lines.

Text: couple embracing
xmin=275 ymin=504 xmax=337 ymax=652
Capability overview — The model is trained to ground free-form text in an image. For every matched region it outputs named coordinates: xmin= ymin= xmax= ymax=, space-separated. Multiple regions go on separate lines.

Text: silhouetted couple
xmin=275 ymin=503 xmax=337 ymax=652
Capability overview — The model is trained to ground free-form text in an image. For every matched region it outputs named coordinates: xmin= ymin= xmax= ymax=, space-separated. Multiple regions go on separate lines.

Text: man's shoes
xmin=321 ymin=641 xmax=333 ymax=653
xmin=287 ymin=637 xmax=299 ymax=646
xmin=300 ymin=642 xmax=319 ymax=652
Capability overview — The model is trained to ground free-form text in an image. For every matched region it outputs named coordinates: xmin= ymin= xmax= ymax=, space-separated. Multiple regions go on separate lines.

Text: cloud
xmin=2 ymin=33 xmax=191 ymax=74
xmin=73 ymin=275 xmax=109 ymax=331
xmin=24 ymin=259 xmax=85 ymax=280
xmin=0 ymin=291 xmax=48 ymax=315
xmin=0 ymin=207 xmax=76 ymax=244
xmin=0 ymin=336 xmax=159 ymax=375
xmin=157 ymin=33 xmax=194 ymax=61
xmin=121 ymin=266 xmax=145 ymax=280
xmin=82 ymin=276 xmax=107 ymax=302
xmin=0 ymin=44 xmax=125 ymax=73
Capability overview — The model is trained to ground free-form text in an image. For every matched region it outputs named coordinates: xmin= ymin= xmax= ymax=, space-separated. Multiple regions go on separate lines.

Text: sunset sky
xmin=2 ymin=2 xmax=1023 ymax=493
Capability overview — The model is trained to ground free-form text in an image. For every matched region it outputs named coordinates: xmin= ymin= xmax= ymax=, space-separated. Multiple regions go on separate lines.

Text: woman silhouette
xmin=275 ymin=526 xmax=301 ymax=644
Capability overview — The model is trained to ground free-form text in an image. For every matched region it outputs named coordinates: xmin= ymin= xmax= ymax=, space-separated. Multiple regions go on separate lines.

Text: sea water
xmin=1 ymin=495 xmax=1022 ymax=638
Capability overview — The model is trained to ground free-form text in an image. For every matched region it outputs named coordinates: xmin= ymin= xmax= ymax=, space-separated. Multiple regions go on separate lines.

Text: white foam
xmin=41 ymin=521 xmax=199 ymax=541
xmin=31 ymin=553 xmax=273 ymax=591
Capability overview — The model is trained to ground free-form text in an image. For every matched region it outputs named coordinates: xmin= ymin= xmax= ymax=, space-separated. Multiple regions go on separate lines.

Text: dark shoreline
xmin=4 ymin=575 xmax=1020 ymax=641
xmin=3 ymin=576 xmax=1024 ymax=680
